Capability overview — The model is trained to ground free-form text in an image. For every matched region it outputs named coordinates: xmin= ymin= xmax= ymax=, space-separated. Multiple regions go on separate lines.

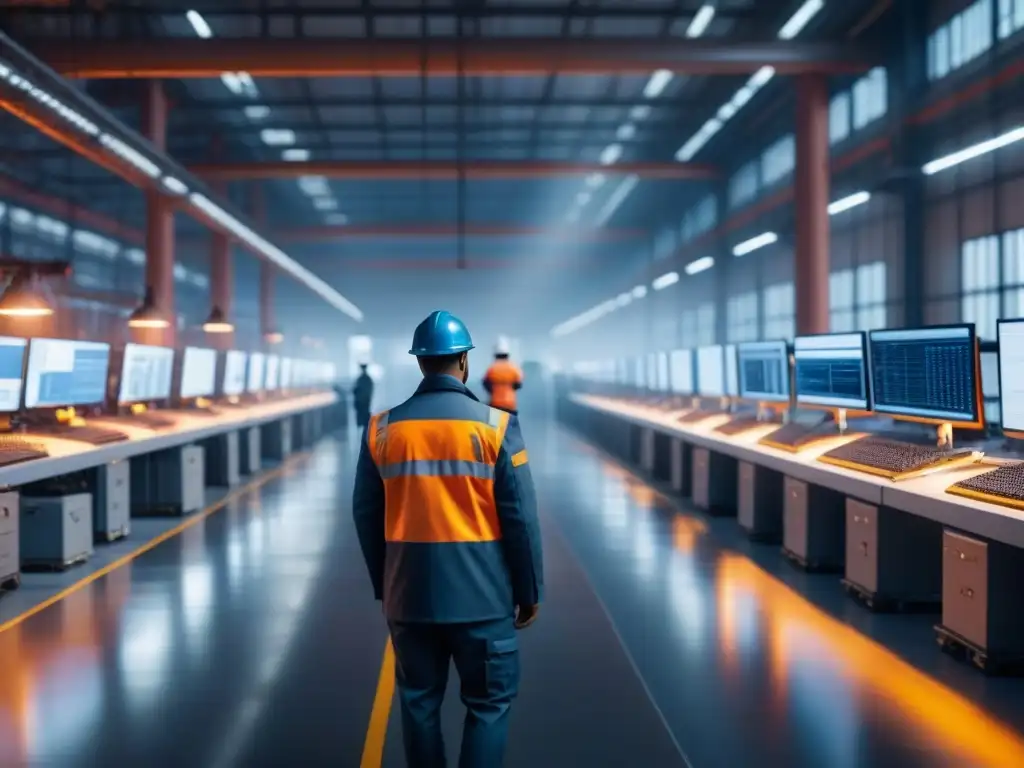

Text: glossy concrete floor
xmin=2 ymin=422 xmax=1024 ymax=767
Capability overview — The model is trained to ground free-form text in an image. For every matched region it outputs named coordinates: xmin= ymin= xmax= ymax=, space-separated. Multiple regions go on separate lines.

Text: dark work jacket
xmin=353 ymin=372 xmax=374 ymax=425
xmin=352 ymin=374 xmax=544 ymax=623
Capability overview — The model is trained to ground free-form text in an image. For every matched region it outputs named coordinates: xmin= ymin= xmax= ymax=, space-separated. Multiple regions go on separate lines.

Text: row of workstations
xmin=560 ymin=320 xmax=1024 ymax=674
xmin=0 ymin=335 xmax=343 ymax=596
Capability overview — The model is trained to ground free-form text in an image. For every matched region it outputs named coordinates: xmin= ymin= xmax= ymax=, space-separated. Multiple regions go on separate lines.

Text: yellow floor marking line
xmin=360 ymin=638 xmax=396 ymax=768
xmin=0 ymin=452 xmax=310 ymax=636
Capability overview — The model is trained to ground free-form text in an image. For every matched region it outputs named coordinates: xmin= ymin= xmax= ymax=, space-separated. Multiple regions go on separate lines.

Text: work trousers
xmin=388 ymin=615 xmax=519 ymax=768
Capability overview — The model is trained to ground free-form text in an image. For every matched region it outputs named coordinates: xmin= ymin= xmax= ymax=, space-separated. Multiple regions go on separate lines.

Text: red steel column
xmin=140 ymin=80 xmax=175 ymax=345
xmin=251 ymin=185 xmax=275 ymax=345
xmin=794 ymin=74 xmax=831 ymax=335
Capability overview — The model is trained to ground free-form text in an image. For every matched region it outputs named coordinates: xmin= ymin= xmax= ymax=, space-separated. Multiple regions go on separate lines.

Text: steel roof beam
xmin=34 ymin=38 xmax=876 ymax=78
xmin=180 ymin=96 xmax=724 ymax=112
xmin=274 ymin=225 xmax=645 ymax=241
xmin=189 ymin=160 xmax=718 ymax=181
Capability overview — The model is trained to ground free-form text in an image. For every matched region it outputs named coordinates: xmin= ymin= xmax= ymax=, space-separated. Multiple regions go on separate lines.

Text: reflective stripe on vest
xmin=372 ymin=412 xmax=510 ymax=544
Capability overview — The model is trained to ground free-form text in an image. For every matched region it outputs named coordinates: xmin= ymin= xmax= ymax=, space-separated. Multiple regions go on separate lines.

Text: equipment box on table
xmin=20 ymin=493 xmax=93 ymax=570
xmin=0 ymin=492 xmax=19 ymax=587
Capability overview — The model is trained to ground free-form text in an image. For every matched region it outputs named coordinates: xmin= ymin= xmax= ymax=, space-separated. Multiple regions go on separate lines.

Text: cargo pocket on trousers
xmin=484 ymin=636 xmax=520 ymax=703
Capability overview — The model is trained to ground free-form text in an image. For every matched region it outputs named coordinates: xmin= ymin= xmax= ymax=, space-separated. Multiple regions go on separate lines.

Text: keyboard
xmin=38 ymin=424 xmax=128 ymax=445
xmin=818 ymin=435 xmax=981 ymax=481
xmin=678 ymin=410 xmax=718 ymax=424
xmin=947 ymin=463 xmax=1024 ymax=509
xmin=0 ymin=434 xmax=48 ymax=466
xmin=715 ymin=417 xmax=766 ymax=436
xmin=129 ymin=412 xmax=176 ymax=430
xmin=760 ymin=423 xmax=826 ymax=452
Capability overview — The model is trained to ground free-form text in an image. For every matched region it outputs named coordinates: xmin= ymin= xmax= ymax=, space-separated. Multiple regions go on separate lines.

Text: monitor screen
xmin=655 ymin=352 xmax=669 ymax=392
xmin=669 ymin=349 xmax=693 ymax=395
xmin=247 ymin=353 xmax=266 ymax=392
xmin=265 ymin=355 xmax=280 ymax=390
xmin=737 ymin=341 xmax=790 ymax=403
xmin=280 ymin=358 xmax=292 ymax=389
xmin=868 ymin=325 xmax=980 ymax=424
xmin=998 ymin=320 xmax=1024 ymax=433
xmin=322 ymin=362 xmax=337 ymax=383
xmin=724 ymin=344 xmax=739 ymax=397
xmin=696 ymin=345 xmax=725 ymax=397
xmin=223 ymin=350 xmax=247 ymax=396
xmin=118 ymin=343 xmax=174 ymax=404
xmin=794 ymin=333 xmax=870 ymax=410
xmin=0 ymin=337 xmax=27 ymax=413
xmin=25 ymin=339 xmax=110 ymax=409
xmin=180 ymin=347 xmax=218 ymax=399
xmin=645 ymin=354 xmax=657 ymax=390
xmin=634 ymin=357 xmax=645 ymax=388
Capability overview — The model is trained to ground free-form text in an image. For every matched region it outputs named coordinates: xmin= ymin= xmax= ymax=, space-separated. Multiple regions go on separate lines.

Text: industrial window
xmin=998 ymin=0 xmax=1024 ymax=38
xmin=762 ymin=282 xmax=795 ymax=340
xmin=829 ymin=262 xmax=888 ymax=332
xmin=852 ymin=68 xmax=888 ymax=130
xmin=681 ymin=303 xmax=716 ymax=347
xmin=761 ymin=135 xmax=796 ymax=186
xmin=728 ymin=162 xmax=759 ymax=210
xmin=928 ymin=0 xmax=994 ymax=81
xmin=655 ymin=228 xmax=677 ymax=260
xmin=829 ymin=92 xmax=851 ymax=145
xmin=682 ymin=194 xmax=718 ymax=242
xmin=726 ymin=291 xmax=759 ymax=342
xmin=961 ymin=234 xmax=1001 ymax=339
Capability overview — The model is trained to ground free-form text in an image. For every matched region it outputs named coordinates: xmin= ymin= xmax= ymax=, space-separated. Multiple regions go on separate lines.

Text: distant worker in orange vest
xmin=483 ymin=336 xmax=523 ymax=414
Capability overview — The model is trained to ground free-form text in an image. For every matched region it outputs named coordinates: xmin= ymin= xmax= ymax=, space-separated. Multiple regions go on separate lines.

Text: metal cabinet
xmin=262 ymin=418 xmax=293 ymax=462
xmin=239 ymin=426 xmax=262 ymax=475
xmin=20 ymin=493 xmax=93 ymax=568
xmin=0 ymin=492 xmax=18 ymax=586
xmin=205 ymin=430 xmax=241 ymax=487
xmin=93 ymin=460 xmax=130 ymax=542
xmin=640 ymin=427 xmax=655 ymax=475
xmin=782 ymin=477 xmax=845 ymax=571
xmin=670 ymin=438 xmax=691 ymax=496
xmin=691 ymin=447 xmax=738 ymax=516
xmin=131 ymin=444 xmax=206 ymax=516
xmin=738 ymin=462 xmax=783 ymax=542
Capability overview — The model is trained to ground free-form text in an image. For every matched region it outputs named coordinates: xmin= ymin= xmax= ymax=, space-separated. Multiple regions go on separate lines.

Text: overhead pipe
xmin=0 ymin=31 xmax=363 ymax=321
xmin=33 ymin=39 xmax=877 ymax=78
xmin=188 ymin=160 xmax=719 ymax=181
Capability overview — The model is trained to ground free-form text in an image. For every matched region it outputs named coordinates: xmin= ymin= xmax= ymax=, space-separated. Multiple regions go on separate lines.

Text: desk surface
xmin=0 ymin=391 xmax=337 ymax=487
xmin=573 ymin=393 xmax=1024 ymax=550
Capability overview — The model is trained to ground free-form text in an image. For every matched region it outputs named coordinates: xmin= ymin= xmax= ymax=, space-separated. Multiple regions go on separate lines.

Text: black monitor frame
xmin=735 ymin=339 xmax=791 ymax=404
xmin=793 ymin=331 xmax=871 ymax=412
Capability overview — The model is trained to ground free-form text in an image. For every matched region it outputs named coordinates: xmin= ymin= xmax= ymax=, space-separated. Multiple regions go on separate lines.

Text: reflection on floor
xmin=0 ymin=424 xmax=1023 ymax=767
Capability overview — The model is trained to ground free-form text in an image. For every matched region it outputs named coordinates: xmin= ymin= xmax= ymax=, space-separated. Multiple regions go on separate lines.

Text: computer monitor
xmin=997 ymin=319 xmax=1024 ymax=435
xmin=222 ymin=350 xmax=247 ymax=397
xmin=645 ymin=353 xmax=657 ymax=391
xmin=323 ymin=362 xmax=337 ymax=384
xmin=655 ymin=352 xmax=670 ymax=392
xmin=118 ymin=343 xmax=175 ymax=404
xmin=0 ymin=337 xmax=27 ymax=413
xmin=868 ymin=324 xmax=982 ymax=427
xmin=696 ymin=345 xmax=725 ymax=398
xmin=265 ymin=354 xmax=280 ymax=390
xmin=247 ymin=352 xmax=266 ymax=393
xmin=634 ymin=357 xmax=646 ymax=389
xmin=724 ymin=344 xmax=739 ymax=397
xmin=180 ymin=346 xmax=218 ymax=400
xmin=280 ymin=358 xmax=293 ymax=389
xmin=669 ymin=349 xmax=693 ymax=395
xmin=25 ymin=339 xmax=110 ymax=409
xmin=737 ymin=340 xmax=790 ymax=403
xmin=794 ymin=332 xmax=870 ymax=410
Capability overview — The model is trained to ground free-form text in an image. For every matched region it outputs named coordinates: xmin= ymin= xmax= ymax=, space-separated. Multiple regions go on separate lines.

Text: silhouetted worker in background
xmin=482 ymin=336 xmax=523 ymax=415
xmin=352 ymin=363 xmax=374 ymax=430
xmin=353 ymin=310 xmax=544 ymax=768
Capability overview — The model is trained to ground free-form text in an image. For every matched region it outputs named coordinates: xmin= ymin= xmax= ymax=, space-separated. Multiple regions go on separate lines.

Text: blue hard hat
xmin=409 ymin=310 xmax=475 ymax=356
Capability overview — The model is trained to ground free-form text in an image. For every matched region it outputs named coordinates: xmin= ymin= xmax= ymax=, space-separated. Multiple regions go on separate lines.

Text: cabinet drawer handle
xmin=960 ymin=587 xmax=975 ymax=599
xmin=958 ymin=550 xmax=977 ymax=563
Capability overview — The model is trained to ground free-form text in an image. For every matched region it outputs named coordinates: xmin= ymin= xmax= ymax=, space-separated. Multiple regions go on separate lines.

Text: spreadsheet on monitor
xmin=0 ymin=337 xmax=27 ymax=412
xmin=25 ymin=339 xmax=110 ymax=409
xmin=737 ymin=341 xmax=789 ymax=402
xmin=998 ymin=320 xmax=1024 ymax=432
xmin=794 ymin=333 xmax=869 ymax=410
xmin=119 ymin=344 xmax=174 ymax=403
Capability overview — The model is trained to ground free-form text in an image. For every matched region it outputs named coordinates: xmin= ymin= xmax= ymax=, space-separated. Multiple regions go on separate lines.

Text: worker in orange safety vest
xmin=482 ymin=336 xmax=524 ymax=414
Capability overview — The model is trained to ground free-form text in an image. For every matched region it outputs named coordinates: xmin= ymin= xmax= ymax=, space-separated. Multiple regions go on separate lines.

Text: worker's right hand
xmin=514 ymin=603 xmax=539 ymax=630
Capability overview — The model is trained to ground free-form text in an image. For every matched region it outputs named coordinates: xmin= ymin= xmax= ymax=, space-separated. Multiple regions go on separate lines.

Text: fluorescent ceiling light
xmin=616 ymin=123 xmax=636 ymax=141
xmin=261 ymin=129 xmax=296 ymax=146
xmin=643 ymin=70 xmax=674 ymax=99
xmin=325 ymin=213 xmax=349 ymax=225
xmin=161 ymin=176 xmax=189 ymax=195
xmin=733 ymin=232 xmax=778 ymax=256
xmin=616 ymin=292 xmax=633 ymax=307
xmin=313 ymin=197 xmax=338 ymax=211
xmin=685 ymin=256 xmax=715 ymax=275
xmin=632 ymin=285 xmax=648 ymax=299
xmin=282 ymin=148 xmax=310 ymax=162
xmin=245 ymin=105 xmax=270 ymax=120
xmin=595 ymin=175 xmax=639 ymax=227
xmin=749 ymin=66 xmax=776 ymax=89
xmin=922 ymin=126 xmax=1024 ymax=175
xmin=778 ymin=0 xmax=824 ymax=40
xmin=298 ymin=175 xmax=330 ymax=196
xmin=186 ymin=10 xmax=213 ymax=38
xmin=599 ymin=143 xmax=623 ymax=165
xmin=630 ymin=105 xmax=652 ymax=121
xmin=576 ymin=191 xmax=592 ymax=206
xmin=686 ymin=5 xmax=716 ymax=37
xmin=828 ymin=191 xmax=871 ymax=215
xmin=585 ymin=173 xmax=606 ymax=189
xmin=652 ymin=271 xmax=680 ymax=291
